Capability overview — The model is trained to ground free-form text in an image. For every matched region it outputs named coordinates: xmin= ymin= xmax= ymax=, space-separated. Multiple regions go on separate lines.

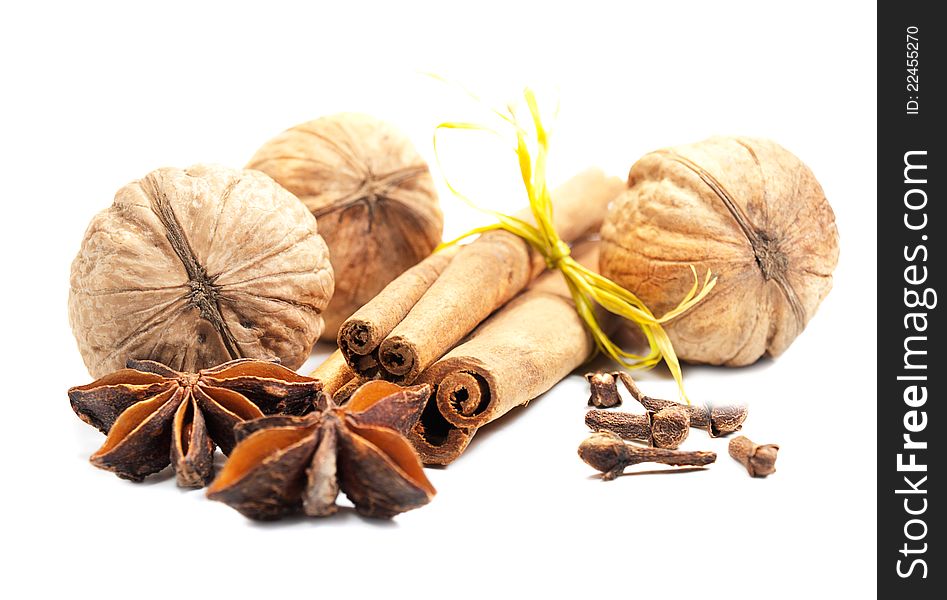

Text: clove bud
xmin=585 ymin=406 xmax=690 ymax=449
xmin=650 ymin=406 xmax=690 ymax=449
xmin=615 ymin=372 xmax=747 ymax=437
xmin=585 ymin=409 xmax=647 ymax=441
xmin=578 ymin=431 xmax=716 ymax=480
xmin=585 ymin=372 xmax=622 ymax=408
xmin=706 ymin=404 xmax=749 ymax=437
xmin=728 ymin=436 xmax=779 ymax=477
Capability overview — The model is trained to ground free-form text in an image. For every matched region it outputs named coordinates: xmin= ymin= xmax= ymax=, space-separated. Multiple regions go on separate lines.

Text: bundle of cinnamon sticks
xmin=312 ymin=168 xmax=625 ymax=464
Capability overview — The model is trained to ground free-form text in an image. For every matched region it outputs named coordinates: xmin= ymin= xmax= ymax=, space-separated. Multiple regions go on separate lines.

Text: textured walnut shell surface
xmin=69 ymin=164 xmax=334 ymax=378
xmin=247 ymin=113 xmax=443 ymax=338
xmin=600 ymin=137 xmax=839 ymax=366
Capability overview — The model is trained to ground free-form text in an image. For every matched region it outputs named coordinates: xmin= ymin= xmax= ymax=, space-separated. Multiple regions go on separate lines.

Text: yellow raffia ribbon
xmin=433 ymin=87 xmax=716 ymax=400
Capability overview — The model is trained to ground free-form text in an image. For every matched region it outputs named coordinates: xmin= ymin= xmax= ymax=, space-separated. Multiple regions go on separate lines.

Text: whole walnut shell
xmin=69 ymin=164 xmax=334 ymax=378
xmin=600 ymin=137 xmax=839 ymax=366
xmin=247 ymin=113 xmax=443 ymax=338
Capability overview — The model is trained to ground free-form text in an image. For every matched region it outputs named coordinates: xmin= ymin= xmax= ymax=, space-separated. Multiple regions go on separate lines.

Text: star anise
xmin=69 ymin=358 xmax=325 ymax=488
xmin=207 ymin=380 xmax=435 ymax=520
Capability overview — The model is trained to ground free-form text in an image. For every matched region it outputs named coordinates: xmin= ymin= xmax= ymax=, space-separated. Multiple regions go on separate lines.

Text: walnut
xmin=247 ymin=113 xmax=443 ymax=338
xmin=69 ymin=164 xmax=334 ymax=378
xmin=600 ymin=137 xmax=839 ymax=366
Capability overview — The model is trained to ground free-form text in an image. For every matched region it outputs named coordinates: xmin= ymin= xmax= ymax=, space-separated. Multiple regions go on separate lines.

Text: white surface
xmin=1 ymin=1 xmax=876 ymax=598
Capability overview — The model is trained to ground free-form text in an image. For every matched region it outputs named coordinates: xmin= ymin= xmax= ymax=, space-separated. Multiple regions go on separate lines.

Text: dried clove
xmin=650 ymin=406 xmax=690 ymax=449
xmin=578 ymin=431 xmax=716 ymax=480
xmin=729 ymin=435 xmax=779 ymax=477
xmin=707 ymin=404 xmax=750 ymax=437
xmin=584 ymin=406 xmax=690 ymax=449
xmin=614 ymin=372 xmax=747 ymax=437
xmin=585 ymin=409 xmax=648 ymax=441
xmin=585 ymin=372 xmax=622 ymax=408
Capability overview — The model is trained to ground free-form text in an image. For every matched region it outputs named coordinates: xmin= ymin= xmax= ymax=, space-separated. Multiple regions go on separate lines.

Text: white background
xmin=1 ymin=1 xmax=877 ymax=598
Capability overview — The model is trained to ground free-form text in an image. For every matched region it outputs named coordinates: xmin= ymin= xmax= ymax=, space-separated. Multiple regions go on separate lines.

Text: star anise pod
xmin=69 ymin=358 xmax=325 ymax=488
xmin=207 ymin=380 xmax=435 ymax=520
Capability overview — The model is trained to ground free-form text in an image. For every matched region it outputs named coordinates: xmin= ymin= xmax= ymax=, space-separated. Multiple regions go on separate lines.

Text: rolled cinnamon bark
xmin=338 ymin=248 xmax=458 ymax=378
xmin=378 ymin=169 xmax=623 ymax=383
xmin=308 ymin=349 xmax=355 ymax=398
xmin=409 ymin=241 xmax=607 ymax=464
xmin=331 ymin=377 xmax=362 ymax=405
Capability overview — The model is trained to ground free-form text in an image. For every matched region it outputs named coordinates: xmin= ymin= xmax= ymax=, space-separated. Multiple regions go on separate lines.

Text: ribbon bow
xmin=434 ymin=87 xmax=716 ymax=400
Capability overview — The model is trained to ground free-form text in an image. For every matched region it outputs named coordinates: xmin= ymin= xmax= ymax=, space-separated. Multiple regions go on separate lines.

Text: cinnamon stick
xmin=331 ymin=377 xmax=362 ymax=405
xmin=338 ymin=248 xmax=458 ymax=379
xmin=308 ymin=349 xmax=356 ymax=398
xmin=369 ymin=168 xmax=623 ymax=383
xmin=409 ymin=241 xmax=610 ymax=464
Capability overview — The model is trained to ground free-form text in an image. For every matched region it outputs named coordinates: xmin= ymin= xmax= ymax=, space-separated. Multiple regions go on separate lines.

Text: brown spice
xmin=309 ymin=349 xmax=356 ymax=398
xmin=69 ymin=164 xmax=333 ymax=378
xmin=409 ymin=240 xmax=611 ymax=465
xmin=247 ymin=113 xmax=443 ymax=338
xmin=338 ymin=248 xmax=458 ymax=379
xmin=584 ymin=406 xmax=690 ymax=449
xmin=708 ymin=404 xmax=750 ymax=437
xmin=340 ymin=169 xmax=623 ymax=384
xmin=615 ymin=372 xmax=747 ymax=437
xmin=650 ymin=406 xmax=691 ymax=449
xmin=729 ymin=435 xmax=779 ymax=477
xmin=578 ymin=432 xmax=716 ymax=480
xmin=69 ymin=359 xmax=324 ymax=487
xmin=207 ymin=381 xmax=434 ymax=520
xmin=585 ymin=409 xmax=650 ymax=442
xmin=585 ymin=372 xmax=621 ymax=408
xmin=600 ymin=137 xmax=840 ymax=366
xmin=331 ymin=377 xmax=363 ymax=405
